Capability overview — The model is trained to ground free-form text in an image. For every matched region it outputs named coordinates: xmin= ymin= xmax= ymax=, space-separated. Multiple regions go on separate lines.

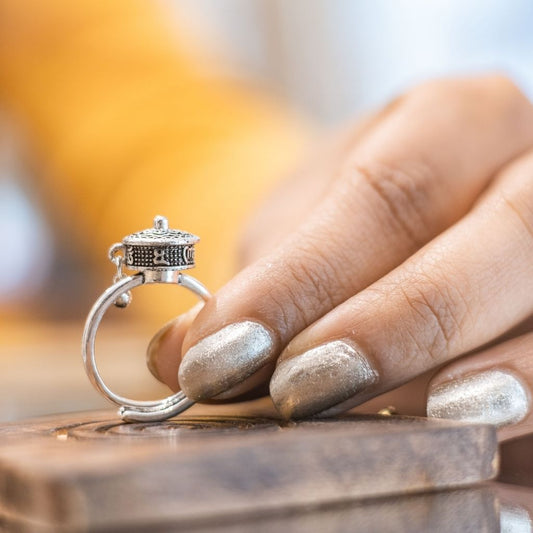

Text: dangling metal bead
xmin=114 ymin=291 xmax=132 ymax=308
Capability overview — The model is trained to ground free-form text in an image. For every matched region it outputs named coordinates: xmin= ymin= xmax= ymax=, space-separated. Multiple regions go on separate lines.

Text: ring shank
xmin=81 ymin=272 xmax=210 ymax=422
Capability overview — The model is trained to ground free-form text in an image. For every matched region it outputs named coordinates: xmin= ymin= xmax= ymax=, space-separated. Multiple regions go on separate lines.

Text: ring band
xmin=81 ymin=216 xmax=211 ymax=422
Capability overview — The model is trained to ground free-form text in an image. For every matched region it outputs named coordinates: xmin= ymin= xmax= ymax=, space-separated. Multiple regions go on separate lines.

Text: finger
xmin=329 ymin=312 xmax=533 ymax=418
xmin=146 ymin=303 xmax=202 ymax=389
xmin=239 ymin=103 xmax=401 ymax=266
xmin=173 ymin=75 xmax=533 ymax=401
xmin=270 ymin=146 xmax=533 ymax=419
xmin=427 ymin=332 xmax=533 ymax=442
xmin=148 ymin=108 xmax=396 ymax=393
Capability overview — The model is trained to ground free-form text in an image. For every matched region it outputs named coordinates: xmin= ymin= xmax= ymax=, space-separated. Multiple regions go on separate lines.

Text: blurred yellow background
xmin=0 ymin=0 xmax=308 ymax=325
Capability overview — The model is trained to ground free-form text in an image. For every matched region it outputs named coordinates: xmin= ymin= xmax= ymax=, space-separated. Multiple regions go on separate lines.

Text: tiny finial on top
xmin=153 ymin=215 xmax=168 ymax=231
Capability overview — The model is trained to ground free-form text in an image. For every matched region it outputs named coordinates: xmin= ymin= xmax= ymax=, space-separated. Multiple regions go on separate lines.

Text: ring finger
xmin=427 ymin=331 xmax=533 ymax=441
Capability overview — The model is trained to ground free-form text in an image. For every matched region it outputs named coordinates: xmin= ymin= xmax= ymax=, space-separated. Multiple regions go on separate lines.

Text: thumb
xmin=146 ymin=302 xmax=203 ymax=390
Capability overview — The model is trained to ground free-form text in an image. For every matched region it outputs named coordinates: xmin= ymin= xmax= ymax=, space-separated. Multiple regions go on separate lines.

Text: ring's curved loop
xmin=82 ymin=272 xmax=210 ymax=422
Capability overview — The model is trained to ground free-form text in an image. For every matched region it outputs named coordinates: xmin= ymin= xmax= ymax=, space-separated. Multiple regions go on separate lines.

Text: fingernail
xmin=500 ymin=503 xmax=532 ymax=533
xmin=146 ymin=320 xmax=176 ymax=381
xmin=269 ymin=340 xmax=378 ymax=419
xmin=427 ymin=369 xmax=530 ymax=428
xmin=178 ymin=321 xmax=276 ymax=400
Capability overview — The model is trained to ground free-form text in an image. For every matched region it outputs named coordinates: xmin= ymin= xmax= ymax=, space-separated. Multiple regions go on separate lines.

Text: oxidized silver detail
xmin=118 ymin=215 xmax=199 ymax=271
xmin=82 ymin=215 xmax=210 ymax=422
xmin=124 ymin=244 xmax=195 ymax=270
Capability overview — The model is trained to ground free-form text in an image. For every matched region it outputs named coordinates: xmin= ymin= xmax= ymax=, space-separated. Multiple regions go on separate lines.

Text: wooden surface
xmin=0 ymin=410 xmax=498 ymax=532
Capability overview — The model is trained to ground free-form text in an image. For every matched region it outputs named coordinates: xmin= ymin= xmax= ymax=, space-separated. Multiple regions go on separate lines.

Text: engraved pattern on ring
xmin=125 ymin=245 xmax=195 ymax=269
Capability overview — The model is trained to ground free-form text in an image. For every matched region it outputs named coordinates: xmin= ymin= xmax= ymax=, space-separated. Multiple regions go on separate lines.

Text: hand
xmin=147 ymin=75 xmax=533 ymax=441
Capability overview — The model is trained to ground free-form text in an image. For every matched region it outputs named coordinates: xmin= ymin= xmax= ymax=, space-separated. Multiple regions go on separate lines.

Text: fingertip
xmin=146 ymin=303 xmax=204 ymax=390
xmin=178 ymin=320 xmax=277 ymax=400
xmin=146 ymin=318 xmax=179 ymax=382
xmin=426 ymin=368 xmax=530 ymax=429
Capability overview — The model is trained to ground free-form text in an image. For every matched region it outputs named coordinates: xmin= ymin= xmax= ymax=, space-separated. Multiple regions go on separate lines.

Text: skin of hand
xmin=147 ymin=75 xmax=533 ymax=442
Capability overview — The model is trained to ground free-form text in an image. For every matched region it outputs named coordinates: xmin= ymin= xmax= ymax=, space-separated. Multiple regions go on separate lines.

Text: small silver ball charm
xmin=114 ymin=291 xmax=132 ymax=308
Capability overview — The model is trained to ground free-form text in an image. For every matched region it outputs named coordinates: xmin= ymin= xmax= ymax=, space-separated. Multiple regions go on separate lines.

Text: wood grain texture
xmin=0 ymin=410 xmax=498 ymax=531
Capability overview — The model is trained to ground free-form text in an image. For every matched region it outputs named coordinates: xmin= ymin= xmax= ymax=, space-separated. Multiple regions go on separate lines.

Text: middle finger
xmin=270 ymin=147 xmax=533 ymax=418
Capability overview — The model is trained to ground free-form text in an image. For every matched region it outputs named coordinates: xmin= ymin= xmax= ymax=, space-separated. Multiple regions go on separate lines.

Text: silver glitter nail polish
xmin=269 ymin=340 xmax=378 ymax=419
xmin=178 ymin=321 xmax=275 ymax=400
xmin=427 ymin=370 xmax=530 ymax=428
xmin=500 ymin=503 xmax=532 ymax=533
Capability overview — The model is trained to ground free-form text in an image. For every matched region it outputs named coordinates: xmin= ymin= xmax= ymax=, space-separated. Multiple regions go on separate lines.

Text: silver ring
xmin=82 ymin=216 xmax=211 ymax=422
